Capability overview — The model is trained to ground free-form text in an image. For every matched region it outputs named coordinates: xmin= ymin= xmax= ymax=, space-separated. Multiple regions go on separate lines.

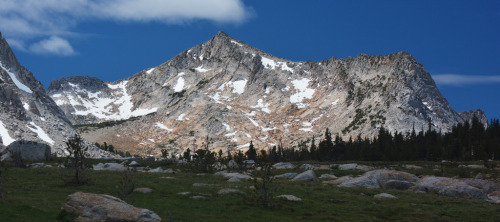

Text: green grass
xmin=0 ymin=162 xmax=499 ymax=221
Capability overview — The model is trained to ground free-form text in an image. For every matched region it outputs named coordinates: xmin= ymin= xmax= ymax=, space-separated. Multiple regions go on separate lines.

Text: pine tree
xmin=245 ymin=141 xmax=257 ymax=161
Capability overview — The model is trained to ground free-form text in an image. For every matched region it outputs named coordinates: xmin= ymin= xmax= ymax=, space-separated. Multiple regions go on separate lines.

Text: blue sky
xmin=1 ymin=0 xmax=499 ymax=120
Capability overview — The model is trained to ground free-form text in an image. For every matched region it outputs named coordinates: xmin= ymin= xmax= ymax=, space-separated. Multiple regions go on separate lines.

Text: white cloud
xmin=0 ymin=0 xmax=253 ymax=55
xmin=433 ymin=74 xmax=500 ymax=85
xmin=29 ymin=36 xmax=75 ymax=56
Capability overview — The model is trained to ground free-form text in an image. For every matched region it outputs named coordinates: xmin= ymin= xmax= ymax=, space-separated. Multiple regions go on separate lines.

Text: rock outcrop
xmin=61 ymin=192 xmax=161 ymax=222
xmin=1 ymin=140 xmax=50 ymax=161
xmin=47 ymin=31 xmax=480 ymax=156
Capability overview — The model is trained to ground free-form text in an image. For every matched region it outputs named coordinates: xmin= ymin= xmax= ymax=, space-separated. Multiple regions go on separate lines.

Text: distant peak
xmin=215 ymin=31 xmax=229 ymax=37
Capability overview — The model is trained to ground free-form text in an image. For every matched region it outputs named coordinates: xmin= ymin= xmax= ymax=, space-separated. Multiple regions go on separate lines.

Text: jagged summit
xmin=48 ymin=32 xmax=476 ymax=157
xmin=48 ymin=76 xmax=107 ymax=93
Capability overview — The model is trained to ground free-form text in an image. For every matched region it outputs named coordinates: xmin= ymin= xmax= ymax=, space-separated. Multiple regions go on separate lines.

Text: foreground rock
xmin=337 ymin=163 xmax=358 ymax=170
xmin=214 ymin=171 xmax=252 ymax=180
xmin=337 ymin=170 xmax=418 ymax=189
xmin=291 ymin=170 xmax=318 ymax=182
xmin=274 ymin=173 xmax=298 ymax=179
xmin=276 ymin=195 xmax=302 ymax=202
xmin=93 ymin=163 xmax=127 ymax=171
xmin=374 ymin=193 xmax=397 ymax=199
xmin=61 ymin=192 xmax=161 ymax=222
xmin=410 ymin=176 xmax=490 ymax=199
xmin=319 ymin=174 xmax=337 ymax=180
xmin=272 ymin=162 xmax=295 ymax=169
xmin=299 ymin=164 xmax=316 ymax=170
xmin=487 ymin=191 xmax=500 ymax=203
xmin=218 ymin=188 xmax=244 ymax=195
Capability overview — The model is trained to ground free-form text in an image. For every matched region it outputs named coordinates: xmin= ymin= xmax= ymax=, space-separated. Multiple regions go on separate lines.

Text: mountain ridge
xmin=47 ymin=31 xmax=486 ymax=157
xmin=0 ymin=31 xmax=109 ymax=157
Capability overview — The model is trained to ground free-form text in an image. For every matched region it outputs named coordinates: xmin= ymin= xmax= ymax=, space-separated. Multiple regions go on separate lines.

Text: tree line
xmin=246 ymin=116 xmax=500 ymax=162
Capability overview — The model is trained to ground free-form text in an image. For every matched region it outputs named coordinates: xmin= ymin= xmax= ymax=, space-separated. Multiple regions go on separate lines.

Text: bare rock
xmin=276 ymin=195 xmax=302 ymax=202
xmin=411 ymin=176 xmax=489 ymax=199
xmin=374 ymin=193 xmax=397 ymax=199
xmin=337 ymin=163 xmax=358 ymax=170
xmin=487 ymin=191 xmax=500 ymax=203
xmin=134 ymin=188 xmax=154 ymax=194
xmin=227 ymin=177 xmax=241 ymax=182
xmin=319 ymin=174 xmax=338 ymax=180
xmin=274 ymin=173 xmax=298 ymax=179
xmin=403 ymin=164 xmax=422 ymax=170
xmin=93 ymin=163 xmax=127 ymax=171
xmin=2 ymin=140 xmax=50 ymax=162
xmin=299 ymin=164 xmax=316 ymax=170
xmin=272 ymin=162 xmax=295 ymax=169
xmin=214 ymin=171 xmax=252 ymax=180
xmin=290 ymin=170 xmax=318 ymax=182
xmin=61 ymin=192 xmax=161 ymax=222
xmin=190 ymin=196 xmax=207 ymax=200
xmin=218 ymin=188 xmax=244 ymax=195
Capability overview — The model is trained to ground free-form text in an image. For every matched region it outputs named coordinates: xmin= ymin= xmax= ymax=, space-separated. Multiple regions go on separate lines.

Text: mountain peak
xmin=215 ymin=31 xmax=229 ymax=38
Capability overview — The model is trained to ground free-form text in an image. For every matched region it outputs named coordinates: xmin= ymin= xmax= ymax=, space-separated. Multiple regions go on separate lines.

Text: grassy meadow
xmin=0 ymin=160 xmax=499 ymax=221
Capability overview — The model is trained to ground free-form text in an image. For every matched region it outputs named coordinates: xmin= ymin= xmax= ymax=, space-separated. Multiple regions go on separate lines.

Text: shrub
xmin=118 ymin=166 xmax=136 ymax=201
xmin=62 ymin=134 xmax=90 ymax=185
xmin=252 ymin=158 xmax=277 ymax=208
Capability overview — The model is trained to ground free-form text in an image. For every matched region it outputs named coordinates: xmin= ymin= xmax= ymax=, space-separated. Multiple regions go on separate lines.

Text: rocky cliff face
xmin=458 ymin=109 xmax=488 ymax=129
xmin=48 ymin=31 xmax=481 ymax=157
xmin=0 ymin=32 xmax=107 ymax=157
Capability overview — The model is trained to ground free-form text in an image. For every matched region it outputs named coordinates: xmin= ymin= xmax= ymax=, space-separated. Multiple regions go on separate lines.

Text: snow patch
xmin=0 ymin=120 xmax=15 ymax=145
xmin=230 ymin=40 xmax=243 ymax=47
xmin=260 ymin=57 xmax=294 ymax=73
xmin=27 ymin=122 xmax=54 ymax=145
xmin=146 ymin=68 xmax=155 ymax=74
xmin=0 ymin=62 xmax=32 ymax=93
xmin=222 ymin=123 xmax=231 ymax=131
xmin=148 ymin=139 xmax=155 ymax=143
xmin=173 ymin=77 xmax=185 ymax=92
xmin=423 ymin=102 xmax=432 ymax=110
xmin=237 ymin=143 xmax=250 ymax=149
xmin=290 ymin=78 xmax=315 ymax=108
xmin=262 ymin=126 xmax=277 ymax=131
xmin=195 ymin=66 xmax=209 ymax=73
xmin=332 ymin=99 xmax=339 ymax=106
xmin=23 ymin=103 xmax=30 ymax=111
xmin=177 ymin=113 xmax=187 ymax=121
xmin=245 ymin=115 xmax=259 ymax=127
xmin=251 ymin=99 xmax=271 ymax=113
xmin=155 ymin=122 xmax=173 ymax=132
xmin=59 ymin=81 xmax=157 ymax=121
xmin=300 ymin=128 xmax=313 ymax=132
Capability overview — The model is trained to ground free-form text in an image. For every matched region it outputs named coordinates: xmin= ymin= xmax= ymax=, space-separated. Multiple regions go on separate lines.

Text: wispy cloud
xmin=29 ymin=36 xmax=75 ymax=56
xmin=433 ymin=74 xmax=500 ymax=85
xmin=0 ymin=0 xmax=254 ymax=56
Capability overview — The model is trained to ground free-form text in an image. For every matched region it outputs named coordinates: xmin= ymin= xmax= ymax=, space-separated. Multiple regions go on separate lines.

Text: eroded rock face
xmin=61 ymin=192 xmax=161 ymax=222
xmin=47 ymin=31 xmax=476 ymax=157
